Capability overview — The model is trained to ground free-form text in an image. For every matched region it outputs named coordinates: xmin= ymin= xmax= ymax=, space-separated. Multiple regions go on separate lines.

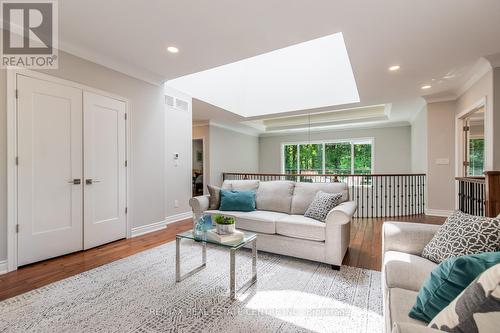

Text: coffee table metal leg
xmin=176 ymin=237 xmax=207 ymax=282
xmin=230 ymin=248 xmax=236 ymax=299
xmin=175 ymin=236 xmax=181 ymax=282
xmin=252 ymin=238 xmax=257 ymax=278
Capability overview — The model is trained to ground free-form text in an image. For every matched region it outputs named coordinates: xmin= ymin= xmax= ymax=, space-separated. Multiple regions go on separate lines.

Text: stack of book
xmin=206 ymin=229 xmax=244 ymax=244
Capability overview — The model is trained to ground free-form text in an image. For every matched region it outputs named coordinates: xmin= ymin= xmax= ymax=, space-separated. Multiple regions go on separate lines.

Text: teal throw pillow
xmin=219 ymin=190 xmax=256 ymax=212
xmin=409 ymin=251 xmax=500 ymax=323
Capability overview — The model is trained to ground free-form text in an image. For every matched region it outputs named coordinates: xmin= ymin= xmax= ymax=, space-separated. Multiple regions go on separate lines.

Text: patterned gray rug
xmin=0 ymin=240 xmax=383 ymax=333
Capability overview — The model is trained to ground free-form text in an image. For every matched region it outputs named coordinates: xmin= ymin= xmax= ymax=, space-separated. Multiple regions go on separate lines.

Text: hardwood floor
xmin=0 ymin=215 xmax=445 ymax=301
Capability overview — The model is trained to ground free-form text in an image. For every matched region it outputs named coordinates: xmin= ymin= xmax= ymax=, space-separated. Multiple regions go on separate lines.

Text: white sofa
xmin=382 ymin=221 xmax=444 ymax=333
xmin=189 ymin=179 xmax=357 ymax=268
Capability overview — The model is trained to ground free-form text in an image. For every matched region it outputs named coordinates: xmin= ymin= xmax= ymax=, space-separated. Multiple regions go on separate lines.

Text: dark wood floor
xmin=0 ymin=215 xmax=445 ymax=301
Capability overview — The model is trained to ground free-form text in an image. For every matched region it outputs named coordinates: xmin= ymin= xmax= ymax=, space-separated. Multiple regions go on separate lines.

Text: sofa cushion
xmin=384 ymin=251 xmax=437 ymax=292
xmin=291 ymin=182 xmax=348 ymax=215
xmin=207 ymin=185 xmax=221 ymax=209
xmin=255 ymin=181 xmax=295 ymax=214
xmin=219 ymin=190 xmax=256 ymax=212
xmin=205 ymin=210 xmax=288 ymax=234
xmin=422 ymin=210 xmax=500 ymax=264
xmin=222 ymin=180 xmax=260 ymax=191
xmin=429 ymin=263 xmax=500 ymax=333
xmin=389 ymin=288 xmax=427 ymax=328
xmin=304 ymin=191 xmax=343 ymax=222
xmin=409 ymin=252 xmax=500 ymax=323
xmin=276 ymin=215 xmax=326 ymax=241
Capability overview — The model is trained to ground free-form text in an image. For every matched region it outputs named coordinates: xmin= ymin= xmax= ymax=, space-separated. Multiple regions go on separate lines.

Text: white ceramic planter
xmin=216 ymin=223 xmax=235 ymax=235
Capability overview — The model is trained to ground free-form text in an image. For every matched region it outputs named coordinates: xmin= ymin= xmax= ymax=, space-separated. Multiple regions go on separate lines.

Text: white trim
xmin=455 ymin=59 xmax=492 ymax=99
xmin=192 ymin=136 xmax=207 ymax=195
xmin=131 ymin=219 xmax=167 ymax=238
xmin=58 ymin=43 xmax=164 ymax=86
xmin=6 ymin=68 xmax=131 ymax=272
xmin=260 ymin=121 xmax=410 ymax=137
xmin=6 ymin=69 xmax=17 ymax=272
xmin=165 ymin=211 xmax=193 ymax=224
xmin=209 ymin=121 xmax=260 ymax=137
xmin=425 ymin=209 xmax=454 ymax=217
xmin=0 ymin=260 xmax=8 ymax=275
xmin=130 ymin=212 xmax=192 ymax=238
xmin=423 ymin=95 xmax=458 ymax=104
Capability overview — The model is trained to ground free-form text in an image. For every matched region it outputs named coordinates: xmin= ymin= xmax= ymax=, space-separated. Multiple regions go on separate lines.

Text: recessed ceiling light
xmin=167 ymin=46 xmax=179 ymax=53
xmin=388 ymin=65 xmax=400 ymax=71
xmin=421 ymin=85 xmax=432 ymax=90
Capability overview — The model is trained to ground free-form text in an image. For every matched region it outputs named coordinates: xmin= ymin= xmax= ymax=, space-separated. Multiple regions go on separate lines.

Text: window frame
xmin=280 ymin=138 xmax=375 ymax=175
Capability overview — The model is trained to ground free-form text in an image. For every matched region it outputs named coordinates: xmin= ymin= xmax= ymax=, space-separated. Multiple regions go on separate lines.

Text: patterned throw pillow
xmin=207 ymin=185 xmax=221 ymax=209
xmin=422 ymin=211 xmax=500 ymax=264
xmin=304 ymin=191 xmax=342 ymax=222
xmin=429 ymin=264 xmax=500 ymax=333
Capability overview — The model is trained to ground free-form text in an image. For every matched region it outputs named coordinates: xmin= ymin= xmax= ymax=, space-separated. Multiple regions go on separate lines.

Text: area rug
xmin=0 ymin=240 xmax=383 ymax=333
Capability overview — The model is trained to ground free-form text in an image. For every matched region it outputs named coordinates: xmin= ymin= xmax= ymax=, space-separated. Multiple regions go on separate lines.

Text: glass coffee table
xmin=175 ymin=229 xmax=257 ymax=300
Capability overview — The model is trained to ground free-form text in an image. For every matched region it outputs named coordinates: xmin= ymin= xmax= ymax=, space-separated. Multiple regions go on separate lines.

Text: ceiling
xmin=58 ymin=0 xmax=500 ymax=133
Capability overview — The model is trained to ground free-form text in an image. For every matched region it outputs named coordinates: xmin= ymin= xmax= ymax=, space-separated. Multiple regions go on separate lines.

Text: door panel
xmin=83 ymin=92 xmax=127 ymax=249
xmin=17 ymin=75 xmax=83 ymax=266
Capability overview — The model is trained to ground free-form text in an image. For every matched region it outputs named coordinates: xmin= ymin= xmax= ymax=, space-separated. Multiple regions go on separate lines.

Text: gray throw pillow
xmin=207 ymin=185 xmax=221 ymax=210
xmin=422 ymin=211 xmax=500 ymax=264
xmin=429 ymin=263 xmax=500 ymax=333
xmin=304 ymin=191 xmax=342 ymax=222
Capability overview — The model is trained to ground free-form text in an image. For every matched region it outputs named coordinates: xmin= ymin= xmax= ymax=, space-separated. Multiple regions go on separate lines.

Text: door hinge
xmin=125 ymin=160 xmax=128 ymax=167
xmin=124 ymin=113 xmax=127 ymax=120
xmin=15 ymin=89 xmax=18 ymax=99
xmin=16 ymin=224 xmax=19 ymax=233
xmin=15 ymin=156 xmax=18 ymax=165
xmin=463 ymin=161 xmax=470 ymax=166
xmin=125 ymin=207 xmax=128 ymax=214
xmin=463 ymin=126 xmax=470 ymax=131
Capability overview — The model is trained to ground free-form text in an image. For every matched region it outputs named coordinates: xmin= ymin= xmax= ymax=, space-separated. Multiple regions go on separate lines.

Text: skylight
xmin=167 ymin=32 xmax=359 ymax=117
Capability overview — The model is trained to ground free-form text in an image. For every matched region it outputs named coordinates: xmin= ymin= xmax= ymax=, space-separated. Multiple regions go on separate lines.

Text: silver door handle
xmin=85 ymin=179 xmax=102 ymax=185
xmin=67 ymin=179 xmax=81 ymax=185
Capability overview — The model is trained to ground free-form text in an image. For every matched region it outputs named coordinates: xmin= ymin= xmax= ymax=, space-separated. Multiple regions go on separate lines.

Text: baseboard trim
xmin=0 ymin=260 xmax=8 ymax=275
xmin=165 ymin=211 xmax=193 ymax=225
xmin=130 ymin=212 xmax=192 ymax=238
xmin=425 ymin=209 xmax=454 ymax=217
xmin=131 ymin=219 xmax=167 ymax=238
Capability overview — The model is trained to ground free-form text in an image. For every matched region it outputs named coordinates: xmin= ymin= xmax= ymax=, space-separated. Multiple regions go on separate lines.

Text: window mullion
xmin=351 ymin=142 xmax=355 ymax=174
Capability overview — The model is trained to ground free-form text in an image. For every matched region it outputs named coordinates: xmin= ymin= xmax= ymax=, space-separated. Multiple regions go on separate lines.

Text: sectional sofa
xmin=189 ymin=179 xmax=357 ymax=268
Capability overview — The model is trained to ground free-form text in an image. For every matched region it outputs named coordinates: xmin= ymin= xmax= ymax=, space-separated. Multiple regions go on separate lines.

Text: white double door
xmin=17 ymin=75 xmax=127 ymax=266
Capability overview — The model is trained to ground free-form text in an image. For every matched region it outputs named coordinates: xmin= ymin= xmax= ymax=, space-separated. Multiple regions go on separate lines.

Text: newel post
xmin=484 ymin=171 xmax=500 ymax=217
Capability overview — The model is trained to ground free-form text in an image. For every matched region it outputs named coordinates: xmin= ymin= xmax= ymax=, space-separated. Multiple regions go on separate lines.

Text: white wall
xmin=165 ymin=86 xmax=193 ymax=218
xmin=259 ymin=126 xmax=412 ymax=174
xmin=411 ymin=107 xmax=428 ymax=173
xmin=209 ymin=125 xmax=259 ymax=186
xmin=426 ymin=101 xmax=456 ymax=213
xmin=0 ymin=51 xmax=178 ymax=261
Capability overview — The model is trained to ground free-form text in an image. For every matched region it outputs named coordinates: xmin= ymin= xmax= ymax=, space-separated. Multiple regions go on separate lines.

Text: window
xmin=282 ymin=139 xmax=373 ymax=175
xmin=469 ymin=138 xmax=484 ymax=176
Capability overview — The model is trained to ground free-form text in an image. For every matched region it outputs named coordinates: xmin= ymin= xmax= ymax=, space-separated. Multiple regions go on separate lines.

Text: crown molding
xmin=58 ymin=41 xmax=165 ymax=86
xmin=423 ymin=95 xmax=458 ymax=104
xmin=455 ymin=57 xmax=492 ymax=98
xmin=209 ymin=121 xmax=261 ymax=137
xmin=193 ymin=121 xmax=209 ymax=127
xmin=260 ymin=120 xmax=410 ymax=137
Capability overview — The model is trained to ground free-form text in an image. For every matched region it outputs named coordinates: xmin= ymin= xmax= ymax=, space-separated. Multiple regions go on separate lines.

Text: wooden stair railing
xmin=455 ymin=171 xmax=500 ymax=217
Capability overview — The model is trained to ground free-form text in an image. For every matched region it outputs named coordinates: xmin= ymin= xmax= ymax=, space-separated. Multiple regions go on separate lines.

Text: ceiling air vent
xmin=165 ymin=95 xmax=174 ymax=107
xmin=175 ymin=98 xmax=189 ymax=112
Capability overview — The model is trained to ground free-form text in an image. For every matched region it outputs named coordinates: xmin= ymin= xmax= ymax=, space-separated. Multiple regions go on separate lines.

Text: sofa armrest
xmin=189 ymin=195 xmax=210 ymax=219
xmin=325 ymin=201 xmax=357 ymax=226
xmin=392 ymin=323 xmax=443 ymax=333
xmin=383 ymin=222 xmax=441 ymax=257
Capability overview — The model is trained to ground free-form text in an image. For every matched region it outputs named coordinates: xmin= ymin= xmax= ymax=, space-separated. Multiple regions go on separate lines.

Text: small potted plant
xmin=213 ymin=214 xmax=236 ymax=235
